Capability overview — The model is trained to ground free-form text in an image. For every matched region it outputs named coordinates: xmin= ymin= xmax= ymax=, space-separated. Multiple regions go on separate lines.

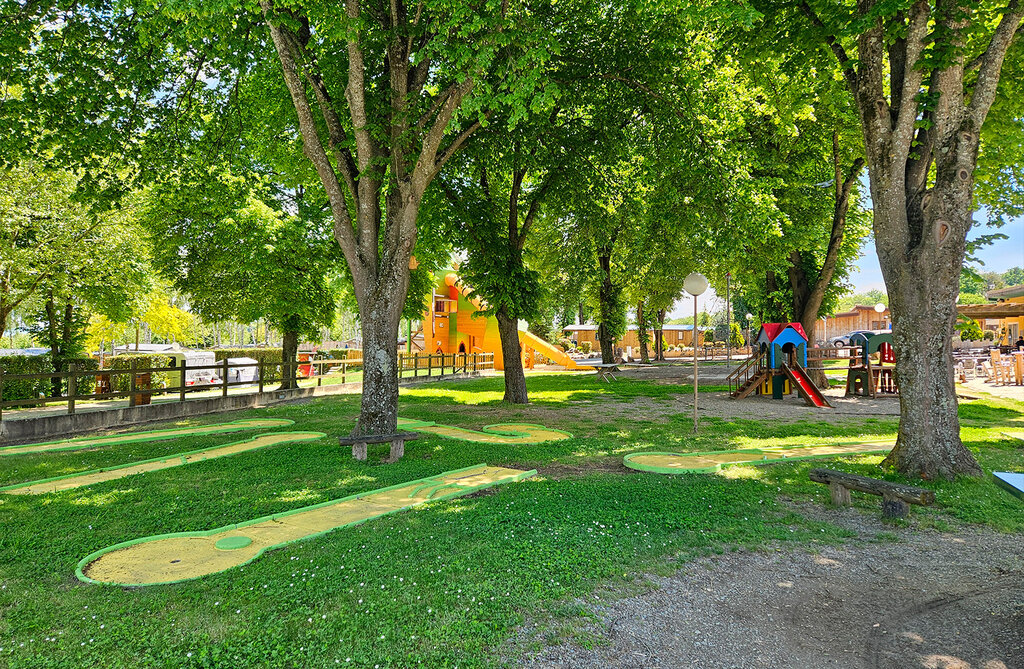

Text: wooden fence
xmin=0 ymin=352 xmax=494 ymax=419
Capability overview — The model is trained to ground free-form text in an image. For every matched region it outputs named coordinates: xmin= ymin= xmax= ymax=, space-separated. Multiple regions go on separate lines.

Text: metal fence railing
xmin=0 ymin=352 xmax=494 ymax=420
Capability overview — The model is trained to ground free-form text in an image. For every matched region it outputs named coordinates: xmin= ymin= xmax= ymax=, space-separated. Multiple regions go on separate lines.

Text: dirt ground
xmin=512 ymin=502 xmax=1024 ymax=669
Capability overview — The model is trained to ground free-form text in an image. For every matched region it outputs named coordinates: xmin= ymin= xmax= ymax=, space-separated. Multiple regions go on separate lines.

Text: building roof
xmin=957 ymin=302 xmax=1024 ymax=319
xmin=830 ymin=304 xmax=890 ymax=318
xmin=758 ymin=322 xmax=808 ymax=342
xmin=986 ymin=283 xmax=1024 ymax=300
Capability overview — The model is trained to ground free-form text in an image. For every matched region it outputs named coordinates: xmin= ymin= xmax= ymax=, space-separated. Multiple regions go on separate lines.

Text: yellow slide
xmin=518 ymin=329 xmax=594 ymax=370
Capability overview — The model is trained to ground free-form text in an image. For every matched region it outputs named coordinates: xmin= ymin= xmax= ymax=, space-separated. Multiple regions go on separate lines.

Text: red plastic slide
xmin=783 ymin=363 xmax=832 ymax=408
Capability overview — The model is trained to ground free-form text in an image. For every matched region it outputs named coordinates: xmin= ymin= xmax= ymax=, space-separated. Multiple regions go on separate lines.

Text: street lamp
xmin=874 ymin=302 xmax=886 ymax=330
xmin=684 ymin=272 xmax=709 ymax=432
xmin=745 ymin=313 xmax=754 ymax=354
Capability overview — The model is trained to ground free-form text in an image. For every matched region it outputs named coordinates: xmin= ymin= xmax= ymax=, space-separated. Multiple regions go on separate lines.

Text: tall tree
xmin=758 ymin=0 xmax=1024 ymax=478
xmin=146 ymin=170 xmax=339 ymax=389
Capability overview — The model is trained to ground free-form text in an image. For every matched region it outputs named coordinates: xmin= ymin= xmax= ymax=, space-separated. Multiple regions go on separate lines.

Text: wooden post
xmin=0 ymin=367 xmax=4 ymax=421
xmin=352 ymin=441 xmax=368 ymax=460
xmin=258 ymin=360 xmax=265 ymax=394
xmin=428 ymin=354 xmax=433 ymax=377
xmin=828 ymin=481 xmax=852 ymax=506
xmin=389 ymin=438 xmax=405 ymax=462
xmin=180 ymin=360 xmax=187 ymax=403
xmin=129 ymin=360 xmax=137 ymax=408
xmin=342 ymin=362 xmax=347 ymax=384
xmin=222 ymin=358 xmax=229 ymax=397
xmin=67 ymin=363 xmax=77 ymax=415
xmin=473 ymin=352 xmax=478 ymax=372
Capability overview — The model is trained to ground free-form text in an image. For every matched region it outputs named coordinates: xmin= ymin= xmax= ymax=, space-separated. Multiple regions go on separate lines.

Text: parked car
xmin=828 ymin=329 xmax=890 ymax=347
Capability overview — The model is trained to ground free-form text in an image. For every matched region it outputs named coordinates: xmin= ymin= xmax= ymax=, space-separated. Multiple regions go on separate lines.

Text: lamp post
xmin=874 ymin=302 xmax=886 ymax=330
xmin=725 ymin=272 xmax=731 ymax=363
xmin=684 ymin=272 xmax=709 ymax=432
xmin=745 ymin=313 xmax=754 ymax=356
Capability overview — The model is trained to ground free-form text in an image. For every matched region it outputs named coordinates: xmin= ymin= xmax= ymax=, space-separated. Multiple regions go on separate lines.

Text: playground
xmin=0 ymin=370 xmax=1022 ymax=668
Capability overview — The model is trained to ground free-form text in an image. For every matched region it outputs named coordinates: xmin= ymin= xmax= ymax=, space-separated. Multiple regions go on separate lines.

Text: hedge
xmin=213 ymin=348 xmax=283 ymax=364
xmin=0 ymin=356 xmax=99 ymax=401
xmin=324 ymin=348 xmax=362 ymax=360
xmin=104 ymin=354 xmax=175 ymax=392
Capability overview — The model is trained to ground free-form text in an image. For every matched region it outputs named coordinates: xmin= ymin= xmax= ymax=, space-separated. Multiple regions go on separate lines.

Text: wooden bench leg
xmin=352 ymin=442 xmax=368 ymax=461
xmin=389 ymin=438 xmax=405 ymax=462
xmin=882 ymin=493 xmax=910 ymax=519
xmin=829 ymin=482 xmax=852 ymax=506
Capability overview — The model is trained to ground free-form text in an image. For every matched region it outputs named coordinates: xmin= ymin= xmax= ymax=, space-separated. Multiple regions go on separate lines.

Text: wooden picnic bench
xmin=590 ymin=363 xmax=620 ymax=382
xmin=809 ymin=468 xmax=935 ymax=518
xmin=338 ymin=431 xmax=420 ymax=462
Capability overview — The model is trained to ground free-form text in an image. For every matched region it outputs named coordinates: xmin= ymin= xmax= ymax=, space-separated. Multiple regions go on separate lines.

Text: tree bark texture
xmin=802 ymin=0 xmax=1023 ymax=477
xmin=597 ymin=252 xmax=617 ymax=364
xmin=636 ymin=301 xmax=650 ymax=363
xmin=496 ymin=308 xmax=528 ymax=404
xmin=655 ymin=309 xmax=667 ymax=361
xmin=279 ymin=328 xmax=299 ymax=390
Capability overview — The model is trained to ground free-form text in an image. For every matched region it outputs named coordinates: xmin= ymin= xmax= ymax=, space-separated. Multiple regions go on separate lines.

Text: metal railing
xmin=0 ymin=352 xmax=494 ymax=419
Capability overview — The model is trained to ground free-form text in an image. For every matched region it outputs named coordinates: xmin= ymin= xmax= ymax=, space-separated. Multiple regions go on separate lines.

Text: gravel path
xmin=510 ymin=504 xmax=1024 ymax=669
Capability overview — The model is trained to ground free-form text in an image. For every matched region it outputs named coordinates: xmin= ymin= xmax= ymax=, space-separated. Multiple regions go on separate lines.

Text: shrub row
xmin=0 ymin=355 xmax=99 ymax=401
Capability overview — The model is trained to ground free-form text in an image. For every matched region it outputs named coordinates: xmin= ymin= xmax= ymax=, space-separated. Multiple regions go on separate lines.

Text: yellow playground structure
xmin=421 ymin=271 xmax=590 ymax=371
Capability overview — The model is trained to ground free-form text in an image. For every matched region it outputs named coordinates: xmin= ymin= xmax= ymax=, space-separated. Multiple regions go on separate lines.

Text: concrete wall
xmin=0 ymin=371 xmax=486 ymax=445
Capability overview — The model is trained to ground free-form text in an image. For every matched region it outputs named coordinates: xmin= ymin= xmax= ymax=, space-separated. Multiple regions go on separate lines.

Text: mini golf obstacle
xmin=623 ymin=441 xmax=892 ymax=474
xmin=397 ymin=418 xmax=571 ymax=444
xmin=2 ymin=432 xmax=326 ymax=495
xmin=0 ymin=418 xmax=296 ymax=456
xmin=993 ymin=472 xmax=1024 ymax=501
xmin=76 ymin=464 xmax=535 ymax=586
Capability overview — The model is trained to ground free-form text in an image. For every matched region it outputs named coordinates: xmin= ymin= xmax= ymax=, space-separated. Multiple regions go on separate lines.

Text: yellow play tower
xmin=421 ymin=271 xmax=590 ymax=371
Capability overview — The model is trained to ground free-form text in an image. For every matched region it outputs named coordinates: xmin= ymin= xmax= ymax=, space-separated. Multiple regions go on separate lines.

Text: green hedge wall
xmin=0 ymin=356 xmax=99 ymax=402
xmin=213 ymin=348 xmax=283 ymax=364
xmin=0 ymin=355 xmax=50 ymax=402
xmin=104 ymin=354 xmax=175 ymax=392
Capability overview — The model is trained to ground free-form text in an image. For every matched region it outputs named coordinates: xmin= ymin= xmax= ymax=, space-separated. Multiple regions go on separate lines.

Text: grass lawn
xmin=0 ymin=373 xmax=1021 ymax=668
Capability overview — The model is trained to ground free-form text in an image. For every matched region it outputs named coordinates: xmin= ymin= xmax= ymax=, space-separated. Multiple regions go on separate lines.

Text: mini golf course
xmin=0 ymin=418 xmax=296 ymax=456
xmin=397 ymin=418 xmax=571 ymax=444
xmin=623 ymin=441 xmax=893 ymax=474
xmin=1 ymin=432 xmax=326 ymax=495
xmin=77 ymin=464 xmax=536 ymax=586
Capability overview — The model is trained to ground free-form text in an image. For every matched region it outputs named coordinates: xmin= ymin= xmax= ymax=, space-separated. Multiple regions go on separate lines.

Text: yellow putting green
xmin=0 ymin=419 xmax=295 ymax=456
xmin=1 ymin=432 xmax=326 ymax=495
xmin=77 ymin=464 xmax=535 ymax=586
xmin=398 ymin=418 xmax=571 ymax=444
xmin=623 ymin=441 xmax=893 ymax=474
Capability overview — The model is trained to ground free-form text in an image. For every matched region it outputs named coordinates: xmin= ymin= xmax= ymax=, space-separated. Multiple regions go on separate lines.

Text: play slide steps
xmin=397 ymin=418 xmax=572 ymax=444
xmin=2 ymin=432 xmax=326 ymax=495
xmin=76 ymin=464 xmax=536 ymax=587
xmin=0 ymin=419 xmax=296 ymax=456
xmin=623 ymin=441 xmax=892 ymax=474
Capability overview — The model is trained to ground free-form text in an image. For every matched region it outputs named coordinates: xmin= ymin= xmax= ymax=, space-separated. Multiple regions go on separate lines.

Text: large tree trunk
xmin=496 ymin=307 xmax=528 ymax=404
xmin=596 ymin=252 xmax=617 ymax=364
xmin=655 ymin=309 xmax=666 ymax=361
xmin=279 ymin=328 xmax=299 ymax=390
xmin=873 ymin=187 xmax=982 ymax=479
xmin=43 ymin=291 xmax=61 ymax=397
xmin=636 ymin=301 xmax=650 ymax=363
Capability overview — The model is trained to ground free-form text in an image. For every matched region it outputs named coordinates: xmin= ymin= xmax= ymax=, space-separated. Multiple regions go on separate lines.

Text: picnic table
xmin=589 ymin=363 xmax=620 ymax=382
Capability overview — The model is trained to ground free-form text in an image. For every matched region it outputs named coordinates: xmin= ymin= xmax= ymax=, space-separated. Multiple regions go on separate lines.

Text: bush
xmin=213 ymin=348 xmax=283 ymax=364
xmin=983 ymin=330 xmax=996 ymax=341
xmin=556 ymin=338 xmax=574 ymax=352
xmin=105 ymin=354 xmax=175 ymax=392
xmin=62 ymin=357 xmax=99 ymax=395
xmin=579 ymin=341 xmax=592 ymax=354
xmin=324 ymin=348 xmax=362 ymax=361
xmin=0 ymin=355 xmax=51 ymax=402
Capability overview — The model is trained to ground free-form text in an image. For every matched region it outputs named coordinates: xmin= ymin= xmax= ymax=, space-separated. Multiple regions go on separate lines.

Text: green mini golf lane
xmin=623 ymin=440 xmax=893 ymax=474
xmin=77 ymin=463 xmax=536 ymax=586
xmin=1 ymin=432 xmax=326 ymax=495
xmin=0 ymin=418 xmax=296 ymax=456
xmin=397 ymin=418 xmax=571 ymax=444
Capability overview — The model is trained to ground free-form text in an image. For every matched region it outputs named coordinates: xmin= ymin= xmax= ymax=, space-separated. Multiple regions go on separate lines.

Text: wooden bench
xmin=338 ymin=431 xmax=420 ymax=462
xmin=809 ymin=468 xmax=935 ymax=518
